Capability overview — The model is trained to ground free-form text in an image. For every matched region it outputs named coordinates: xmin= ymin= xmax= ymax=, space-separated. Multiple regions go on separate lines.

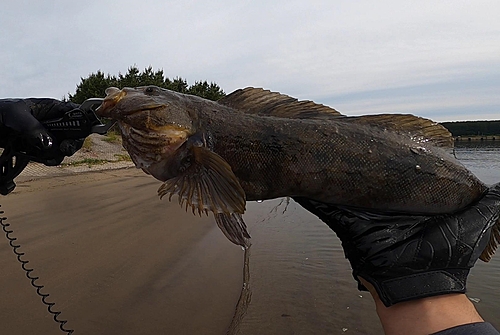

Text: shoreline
xmin=1 ymin=167 xmax=245 ymax=334
xmin=455 ymin=135 xmax=500 ymax=141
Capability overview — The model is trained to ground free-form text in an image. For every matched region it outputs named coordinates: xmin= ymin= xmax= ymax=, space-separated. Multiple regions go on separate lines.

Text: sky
xmin=1 ymin=0 xmax=499 ymax=122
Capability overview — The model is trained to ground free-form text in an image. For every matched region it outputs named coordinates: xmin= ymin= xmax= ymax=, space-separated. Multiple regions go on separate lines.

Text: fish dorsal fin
xmin=219 ymin=87 xmax=344 ymax=119
xmin=347 ymin=114 xmax=454 ymax=149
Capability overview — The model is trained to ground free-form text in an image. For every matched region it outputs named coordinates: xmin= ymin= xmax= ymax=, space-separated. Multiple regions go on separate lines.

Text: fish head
xmin=97 ymin=86 xmax=195 ymax=181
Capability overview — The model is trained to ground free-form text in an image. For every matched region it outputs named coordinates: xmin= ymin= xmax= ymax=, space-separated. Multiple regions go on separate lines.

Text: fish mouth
xmin=96 ymin=87 xmax=126 ymax=117
xmin=95 ymin=85 xmax=194 ymax=181
xmin=96 ymin=87 xmax=166 ymax=119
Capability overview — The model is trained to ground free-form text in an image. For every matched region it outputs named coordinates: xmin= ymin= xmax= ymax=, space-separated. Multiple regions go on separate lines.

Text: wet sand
xmin=0 ymin=168 xmax=244 ymax=334
xmin=4 ymin=166 xmax=496 ymax=335
xmin=232 ymin=199 xmax=384 ymax=335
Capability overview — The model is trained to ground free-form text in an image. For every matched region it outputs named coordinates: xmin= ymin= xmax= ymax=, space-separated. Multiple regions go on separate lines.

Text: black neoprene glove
xmin=293 ymin=183 xmax=500 ymax=307
xmin=0 ymin=98 xmax=82 ymax=166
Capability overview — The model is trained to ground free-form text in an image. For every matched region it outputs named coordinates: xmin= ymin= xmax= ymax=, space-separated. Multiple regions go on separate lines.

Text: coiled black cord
xmin=0 ymin=208 xmax=74 ymax=334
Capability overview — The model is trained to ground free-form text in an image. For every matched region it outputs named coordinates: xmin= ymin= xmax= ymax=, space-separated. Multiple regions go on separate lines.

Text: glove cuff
xmin=364 ymin=268 xmax=470 ymax=307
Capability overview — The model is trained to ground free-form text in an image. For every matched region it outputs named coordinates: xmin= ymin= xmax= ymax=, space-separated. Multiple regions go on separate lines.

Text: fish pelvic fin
xmin=218 ymin=87 xmax=344 ymax=120
xmin=480 ymin=217 xmax=500 ymax=262
xmin=346 ymin=114 xmax=454 ymax=149
xmin=157 ymin=143 xmax=250 ymax=247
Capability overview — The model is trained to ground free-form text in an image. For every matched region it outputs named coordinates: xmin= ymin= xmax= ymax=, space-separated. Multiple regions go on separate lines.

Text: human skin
xmin=359 ymin=278 xmax=484 ymax=335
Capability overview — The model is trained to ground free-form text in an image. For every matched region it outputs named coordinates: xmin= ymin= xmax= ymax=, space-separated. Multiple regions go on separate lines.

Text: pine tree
xmin=69 ymin=66 xmax=225 ymax=103
xmin=69 ymin=70 xmax=117 ymax=104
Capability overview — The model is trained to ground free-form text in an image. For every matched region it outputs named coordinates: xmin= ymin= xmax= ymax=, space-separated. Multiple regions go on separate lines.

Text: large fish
xmin=96 ymin=85 xmax=498 ymax=259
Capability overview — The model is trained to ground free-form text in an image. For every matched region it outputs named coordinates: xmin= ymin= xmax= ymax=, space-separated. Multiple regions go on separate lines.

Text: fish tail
xmin=480 ymin=217 xmax=500 ymax=262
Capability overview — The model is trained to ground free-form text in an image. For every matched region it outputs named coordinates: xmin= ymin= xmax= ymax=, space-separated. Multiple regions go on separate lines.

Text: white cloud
xmin=0 ymin=0 xmax=499 ymax=120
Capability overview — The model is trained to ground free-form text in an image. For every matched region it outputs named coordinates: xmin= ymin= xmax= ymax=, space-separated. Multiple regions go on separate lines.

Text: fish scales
xmin=96 ymin=85 xmax=491 ymax=249
xmin=196 ymin=106 xmax=485 ymax=214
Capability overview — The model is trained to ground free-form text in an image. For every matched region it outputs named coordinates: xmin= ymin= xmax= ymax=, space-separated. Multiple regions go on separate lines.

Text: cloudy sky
xmin=1 ymin=0 xmax=498 ymax=121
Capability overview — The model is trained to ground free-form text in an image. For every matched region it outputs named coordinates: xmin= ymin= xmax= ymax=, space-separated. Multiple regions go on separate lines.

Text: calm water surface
xmin=233 ymin=141 xmax=500 ymax=335
xmin=455 ymin=141 xmax=500 ymax=327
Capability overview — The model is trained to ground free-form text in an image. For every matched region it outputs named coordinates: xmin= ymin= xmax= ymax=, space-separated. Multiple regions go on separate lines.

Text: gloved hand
xmin=0 ymin=98 xmax=83 ymax=166
xmin=293 ymin=183 xmax=500 ymax=307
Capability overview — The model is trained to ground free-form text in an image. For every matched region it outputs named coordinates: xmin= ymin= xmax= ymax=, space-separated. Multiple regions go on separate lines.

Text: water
xmin=455 ymin=141 xmax=500 ymax=326
xmin=455 ymin=141 xmax=500 ymax=185
xmin=232 ymin=141 xmax=500 ymax=335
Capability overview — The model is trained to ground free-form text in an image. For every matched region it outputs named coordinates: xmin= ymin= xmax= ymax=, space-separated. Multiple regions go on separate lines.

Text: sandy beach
xmin=0 ymin=168 xmax=245 ymax=334
xmin=0 ymin=165 xmax=386 ymax=335
xmin=2 ymin=161 xmax=497 ymax=335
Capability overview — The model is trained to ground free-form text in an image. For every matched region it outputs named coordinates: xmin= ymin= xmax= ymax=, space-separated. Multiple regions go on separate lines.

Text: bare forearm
xmin=360 ymin=278 xmax=484 ymax=335
xmin=376 ymin=294 xmax=482 ymax=335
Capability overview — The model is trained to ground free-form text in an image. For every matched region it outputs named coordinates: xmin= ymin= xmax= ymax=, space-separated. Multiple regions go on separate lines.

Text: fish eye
xmin=144 ymin=86 xmax=158 ymax=95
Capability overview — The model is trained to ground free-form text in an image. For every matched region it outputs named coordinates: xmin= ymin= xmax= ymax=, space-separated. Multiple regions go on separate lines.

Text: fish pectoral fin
xmin=218 ymin=87 xmax=344 ymax=120
xmin=157 ymin=145 xmax=250 ymax=245
xmin=214 ymin=213 xmax=251 ymax=248
xmin=158 ymin=146 xmax=246 ymax=215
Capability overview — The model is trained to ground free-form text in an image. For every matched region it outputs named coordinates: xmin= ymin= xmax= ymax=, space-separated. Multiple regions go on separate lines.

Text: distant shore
xmin=454 ymin=135 xmax=500 ymax=141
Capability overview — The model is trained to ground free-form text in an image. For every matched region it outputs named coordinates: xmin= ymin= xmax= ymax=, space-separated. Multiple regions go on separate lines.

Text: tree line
xmin=68 ymin=68 xmax=499 ymax=138
xmin=68 ymin=66 xmax=225 ymax=104
xmin=441 ymin=121 xmax=500 ymax=137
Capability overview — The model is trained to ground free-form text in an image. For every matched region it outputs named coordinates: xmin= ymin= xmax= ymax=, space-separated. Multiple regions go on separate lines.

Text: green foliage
xmin=61 ymin=155 xmax=131 ymax=167
xmin=81 ymin=137 xmax=93 ymax=151
xmin=61 ymin=158 xmax=109 ymax=167
xmin=68 ymin=66 xmax=225 ymax=103
xmin=166 ymin=77 xmax=189 ymax=93
xmin=441 ymin=121 xmax=500 ymax=137
xmin=69 ymin=70 xmax=118 ymax=104
xmin=188 ymin=80 xmax=226 ymax=100
xmin=114 ymin=153 xmax=132 ymax=162
xmin=102 ymin=130 xmax=121 ymax=143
